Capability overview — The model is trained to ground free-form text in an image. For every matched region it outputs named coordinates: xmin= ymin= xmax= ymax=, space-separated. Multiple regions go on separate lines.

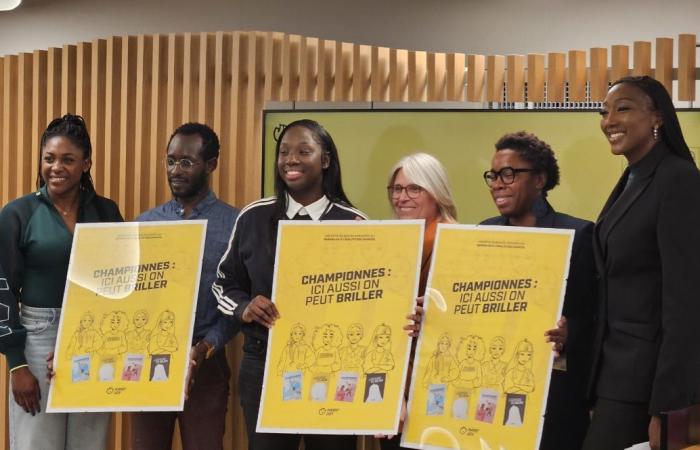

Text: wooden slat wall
xmin=0 ymin=30 xmax=698 ymax=450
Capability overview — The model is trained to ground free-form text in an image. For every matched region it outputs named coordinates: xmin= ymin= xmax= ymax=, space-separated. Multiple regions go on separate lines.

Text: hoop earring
xmin=653 ymin=126 xmax=659 ymax=141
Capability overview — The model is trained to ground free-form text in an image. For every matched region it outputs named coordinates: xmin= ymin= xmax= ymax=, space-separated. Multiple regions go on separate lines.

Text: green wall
xmin=263 ymin=110 xmax=700 ymax=223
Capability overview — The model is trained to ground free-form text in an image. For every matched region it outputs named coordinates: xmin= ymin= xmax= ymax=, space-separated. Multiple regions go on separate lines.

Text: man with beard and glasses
xmin=130 ymin=123 xmax=240 ymax=450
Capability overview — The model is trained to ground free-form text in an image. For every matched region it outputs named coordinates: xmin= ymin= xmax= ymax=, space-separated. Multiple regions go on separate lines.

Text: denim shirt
xmin=137 ymin=191 xmax=240 ymax=351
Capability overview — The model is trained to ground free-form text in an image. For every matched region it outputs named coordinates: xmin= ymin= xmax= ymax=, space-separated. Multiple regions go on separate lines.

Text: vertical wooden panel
xmin=0 ymin=57 xmax=4 ymax=205
xmin=263 ymin=32 xmax=283 ymax=102
xmin=282 ymin=34 xmax=301 ymax=101
xmin=16 ymin=53 xmax=33 ymax=196
xmin=46 ymin=47 xmax=62 ymax=123
xmin=446 ymin=53 xmax=466 ymax=101
xmin=245 ymin=32 xmax=265 ymax=203
xmin=182 ymin=33 xmax=201 ymax=123
xmin=506 ymin=54 xmax=525 ymax=102
xmin=568 ymin=50 xmax=586 ymax=101
xmin=166 ymin=33 xmax=184 ymax=146
xmin=133 ymin=35 xmax=153 ymax=218
xmin=408 ymin=50 xmax=427 ymax=101
xmin=90 ymin=39 xmax=107 ymax=194
xmin=61 ymin=45 xmax=77 ymax=114
xmin=589 ymin=47 xmax=608 ymax=101
xmin=527 ymin=54 xmax=545 ymax=102
xmin=547 ymin=52 xmax=566 ymax=102
xmin=486 ymin=55 xmax=505 ymax=102
xmin=352 ymin=44 xmax=371 ymax=101
xmin=103 ymin=37 xmax=122 ymax=201
xmin=2 ymin=55 xmax=17 ymax=203
xmin=211 ymin=32 xmax=230 ymax=196
xmin=632 ymin=41 xmax=652 ymax=77
xmin=467 ymin=54 xmax=485 ymax=102
xmin=31 ymin=50 xmax=47 ymax=189
xmin=197 ymin=33 xmax=216 ymax=126
xmin=118 ymin=36 xmax=137 ymax=218
xmin=227 ymin=32 xmax=244 ymax=205
xmin=316 ymin=39 xmax=335 ymax=101
xmin=299 ymin=36 xmax=318 ymax=101
xmin=389 ymin=48 xmax=408 ymax=101
xmin=147 ymin=34 xmax=168 ymax=211
xmin=334 ymin=42 xmax=352 ymax=101
xmin=655 ymin=37 xmax=674 ymax=96
xmin=678 ymin=33 xmax=696 ymax=101
xmin=370 ymin=46 xmax=390 ymax=102
xmin=427 ymin=52 xmax=446 ymax=101
xmin=75 ymin=42 xmax=92 ymax=121
xmin=610 ymin=45 xmax=629 ymax=83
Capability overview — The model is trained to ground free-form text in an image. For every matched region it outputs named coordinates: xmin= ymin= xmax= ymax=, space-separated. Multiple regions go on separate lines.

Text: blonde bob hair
xmin=387 ymin=152 xmax=457 ymax=222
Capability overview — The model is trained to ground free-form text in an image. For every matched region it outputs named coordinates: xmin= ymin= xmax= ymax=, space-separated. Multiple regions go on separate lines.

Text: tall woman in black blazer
xmin=583 ymin=76 xmax=700 ymax=450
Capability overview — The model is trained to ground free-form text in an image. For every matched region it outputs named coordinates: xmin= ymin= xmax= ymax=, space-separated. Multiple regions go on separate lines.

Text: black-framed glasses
xmin=483 ymin=167 xmax=535 ymax=186
xmin=164 ymin=157 xmax=202 ymax=171
xmin=387 ymin=183 xmax=424 ymax=199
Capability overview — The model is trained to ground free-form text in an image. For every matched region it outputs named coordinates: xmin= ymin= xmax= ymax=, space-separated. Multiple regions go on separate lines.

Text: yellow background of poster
xmin=402 ymin=225 xmax=573 ymax=450
xmin=47 ymin=221 xmax=206 ymax=412
xmin=257 ymin=221 xmax=423 ymax=434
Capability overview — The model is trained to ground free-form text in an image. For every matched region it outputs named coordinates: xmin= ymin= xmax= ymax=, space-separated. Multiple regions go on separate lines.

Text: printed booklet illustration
xmin=256 ymin=221 xmax=424 ymax=435
xmin=402 ymin=225 xmax=573 ymax=450
xmin=47 ymin=221 xmax=206 ymax=412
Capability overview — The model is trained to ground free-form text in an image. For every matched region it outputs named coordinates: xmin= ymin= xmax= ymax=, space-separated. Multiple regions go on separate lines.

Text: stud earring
xmin=653 ymin=126 xmax=659 ymax=141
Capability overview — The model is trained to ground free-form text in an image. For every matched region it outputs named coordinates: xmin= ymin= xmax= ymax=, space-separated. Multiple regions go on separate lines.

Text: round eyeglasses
xmin=483 ymin=167 xmax=535 ymax=186
xmin=164 ymin=157 xmax=202 ymax=171
xmin=387 ymin=183 xmax=424 ymax=199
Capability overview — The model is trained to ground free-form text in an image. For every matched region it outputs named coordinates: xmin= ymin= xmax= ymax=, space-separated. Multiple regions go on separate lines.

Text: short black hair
xmin=611 ymin=76 xmax=693 ymax=162
xmin=168 ymin=122 xmax=220 ymax=160
xmin=37 ymin=114 xmax=95 ymax=191
xmin=495 ymin=131 xmax=560 ymax=196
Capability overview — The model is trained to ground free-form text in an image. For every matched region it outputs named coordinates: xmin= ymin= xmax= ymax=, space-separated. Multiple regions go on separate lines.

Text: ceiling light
xmin=0 ymin=0 xmax=21 ymax=11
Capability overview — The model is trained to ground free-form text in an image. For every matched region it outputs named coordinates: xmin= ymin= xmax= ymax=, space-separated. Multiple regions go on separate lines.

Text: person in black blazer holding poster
xmin=582 ymin=76 xmax=700 ymax=450
xmin=481 ymin=131 xmax=596 ymax=450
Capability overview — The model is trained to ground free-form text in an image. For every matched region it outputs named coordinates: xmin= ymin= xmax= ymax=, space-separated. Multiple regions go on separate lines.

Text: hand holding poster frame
xmin=256 ymin=220 xmax=424 ymax=435
xmin=47 ymin=221 xmax=206 ymax=412
xmin=402 ymin=224 xmax=574 ymax=450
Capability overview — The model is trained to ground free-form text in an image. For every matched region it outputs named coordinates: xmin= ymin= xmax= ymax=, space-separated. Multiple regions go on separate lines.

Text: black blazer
xmin=481 ymin=200 xmax=597 ymax=406
xmin=589 ymin=143 xmax=700 ymax=415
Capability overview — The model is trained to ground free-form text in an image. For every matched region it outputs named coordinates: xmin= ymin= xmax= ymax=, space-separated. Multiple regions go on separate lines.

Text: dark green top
xmin=0 ymin=186 xmax=123 ymax=369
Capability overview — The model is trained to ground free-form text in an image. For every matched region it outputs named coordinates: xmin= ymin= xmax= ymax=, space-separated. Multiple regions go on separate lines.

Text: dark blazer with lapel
xmin=589 ymin=143 xmax=700 ymax=415
xmin=481 ymin=199 xmax=597 ymax=412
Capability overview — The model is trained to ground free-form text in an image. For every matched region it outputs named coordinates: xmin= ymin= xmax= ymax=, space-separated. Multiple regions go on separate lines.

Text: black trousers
xmin=239 ymin=351 xmax=357 ymax=450
xmin=581 ymin=397 xmax=650 ymax=450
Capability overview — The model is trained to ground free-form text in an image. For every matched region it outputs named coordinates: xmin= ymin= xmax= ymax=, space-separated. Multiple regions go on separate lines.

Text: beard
xmin=168 ymin=170 xmax=208 ymax=200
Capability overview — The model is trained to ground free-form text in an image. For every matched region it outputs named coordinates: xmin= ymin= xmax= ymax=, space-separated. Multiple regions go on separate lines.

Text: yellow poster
xmin=402 ymin=225 xmax=573 ymax=450
xmin=257 ymin=220 xmax=423 ymax=434
xmin=47 ymin=221 xmax=206 ymax=412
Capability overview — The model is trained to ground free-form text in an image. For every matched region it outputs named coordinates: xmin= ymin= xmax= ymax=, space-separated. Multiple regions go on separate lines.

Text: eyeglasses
xmin=387 ymin=183 xmax=424 ymax=199
xmin=164 ymin=157 xmax=202 ymax=171
xmin=483 ymin=167 xmax=535 ymax=186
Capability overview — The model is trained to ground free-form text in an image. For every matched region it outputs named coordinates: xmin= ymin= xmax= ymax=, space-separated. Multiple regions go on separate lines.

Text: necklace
xmin=54 ymin=197 xmax=79 ymax=216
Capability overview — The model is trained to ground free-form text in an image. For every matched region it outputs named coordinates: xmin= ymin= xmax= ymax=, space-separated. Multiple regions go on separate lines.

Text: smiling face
xmin=110 ymin=314 xmax=122 ymax=331
xmin=489 ymin=339 xmax=505 ymax=359
xmin=41 ymin=136 xmax=90 ymax=199
xmin=133 ymin=312 xmax=148 ymax=328
xmin=347 ymin=325 xmax=363 ymax=345
xmin=322 ymin=328 xmax=335 ymax=346
xmin=600 ymin=83 xmax=661 ymax=164
xmin=80 ymin=314 xmax=94 ymax=329
xmin=488 ymin=150 xmax=544 ymax=224
xmin=167 ymin=133 xmax=212 ymax=201
xmin=390 ymin=169 xmax=440 ymax=221
xmin=159 ymin=314 xmax=174 ymax=331
xmin=438 ymin=335 xmax=451 ymax=353
xmin=277 ymin=126 xmax=329 ymax=204
xmin=291 ymin=326 xmax=305 ymax=343
xmin=376 ymin=330 xmax=391 ymax=347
